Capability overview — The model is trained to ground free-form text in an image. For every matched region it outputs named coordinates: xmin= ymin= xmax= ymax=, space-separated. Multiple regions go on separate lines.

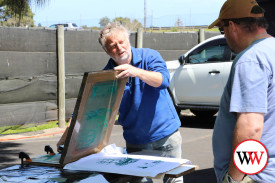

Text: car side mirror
xmin=178 ymin=55 xmax=186 ymax=65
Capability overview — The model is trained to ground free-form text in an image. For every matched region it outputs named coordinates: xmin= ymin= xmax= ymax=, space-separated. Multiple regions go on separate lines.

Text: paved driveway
xmin=0 ymin=112 xmax=217 ymax=183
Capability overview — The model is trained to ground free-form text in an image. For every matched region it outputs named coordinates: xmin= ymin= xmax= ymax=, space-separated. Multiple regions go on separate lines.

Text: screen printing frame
xmin=61 ymin=70 xmax=127 ymax=165
xmin=23 ymin=70 xmax=127 ymax=167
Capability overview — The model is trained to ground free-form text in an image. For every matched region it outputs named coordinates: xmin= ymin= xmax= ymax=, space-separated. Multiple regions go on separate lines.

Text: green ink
xmin=96 ymin=158 xmax=139 ymax=166
xmin=96 ymin=158 xmax=164 ymax=169
xmin=97 ymin=159 xmax=116 ymax=165
xmin=85 ymin=108 xmax=112 ymax=121
xmin=138 ymin=160 xmax=162 ymax=169
xmin=115 ymin=158 xmax=139 ymax=166
xmin=76 ymin=80 xmax=118 ymax=150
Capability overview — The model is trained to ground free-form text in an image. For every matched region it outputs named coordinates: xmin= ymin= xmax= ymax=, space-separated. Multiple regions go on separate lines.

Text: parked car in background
xmin=49 ymin=23 xmax=81 ymax=30
xmin=167 ymin=35 xmax=237 ymax=117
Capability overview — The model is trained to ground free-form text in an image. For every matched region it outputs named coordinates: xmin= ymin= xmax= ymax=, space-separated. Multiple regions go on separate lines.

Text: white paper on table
xmin=64 ymin=144 xmax=190 ymax=178
xmin=77 ymin=174 xmax=109 ymax=183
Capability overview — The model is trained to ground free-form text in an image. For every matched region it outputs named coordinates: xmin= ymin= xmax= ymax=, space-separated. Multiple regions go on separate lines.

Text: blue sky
xmin=31 ymin=0 xmax=226 ymax=27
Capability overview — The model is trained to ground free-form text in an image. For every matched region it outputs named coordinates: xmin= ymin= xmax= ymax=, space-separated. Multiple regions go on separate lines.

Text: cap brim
xmin=208 ymin=18 xmax=221 ymax=29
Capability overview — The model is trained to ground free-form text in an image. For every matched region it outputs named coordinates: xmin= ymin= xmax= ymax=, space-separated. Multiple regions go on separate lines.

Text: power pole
xmin=151 ymin=10 xmax=153 ymax=31
xmin=144 ymin=0 xmax=147 ymax=31
xmin=57 ymin=25 xmax=65 ymax=128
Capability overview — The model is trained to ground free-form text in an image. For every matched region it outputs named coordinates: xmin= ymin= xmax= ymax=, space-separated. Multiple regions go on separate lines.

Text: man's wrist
xmin=226 ymin=173 xmax=242 ymax=183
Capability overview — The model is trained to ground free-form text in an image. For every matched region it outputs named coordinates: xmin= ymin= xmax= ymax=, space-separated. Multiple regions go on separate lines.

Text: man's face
xmin=104 ymin=30 xmax=132 ymax=65
xmin=221 ymin=21 xmax=240 ymax=54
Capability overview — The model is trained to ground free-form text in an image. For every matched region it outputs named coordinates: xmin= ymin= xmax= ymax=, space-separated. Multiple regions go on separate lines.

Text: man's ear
xmin=229 ymin=21 xmax=238 ymax=34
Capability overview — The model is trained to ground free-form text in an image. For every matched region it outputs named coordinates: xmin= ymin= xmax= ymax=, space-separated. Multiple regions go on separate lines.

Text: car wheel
xmin=190 ymin=109 xmax=218 ymax=118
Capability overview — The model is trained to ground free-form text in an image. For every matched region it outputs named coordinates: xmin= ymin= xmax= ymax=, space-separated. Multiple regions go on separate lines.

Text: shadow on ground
xmin=0 ymin=142 xmax=22 ymax=169
xmin=179 ymin=114 xmax=217 ymax=183
xmin=179 ymin=114 xmax=216 ymax=129
xmin=183 ymin=168 xmax=217 ymax=183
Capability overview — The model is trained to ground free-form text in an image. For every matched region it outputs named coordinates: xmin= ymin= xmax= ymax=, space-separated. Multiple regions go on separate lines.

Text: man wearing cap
xmin=208 ymin=0 xmax=275 ymax=183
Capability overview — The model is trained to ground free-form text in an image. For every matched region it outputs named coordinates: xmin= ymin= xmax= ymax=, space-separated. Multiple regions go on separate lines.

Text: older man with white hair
xmin=99 ymin=22 xmax=183 ymax=183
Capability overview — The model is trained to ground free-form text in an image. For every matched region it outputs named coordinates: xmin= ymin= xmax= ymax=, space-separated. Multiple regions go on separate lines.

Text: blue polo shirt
xmin=104 ymin=47 xmax=180 ymax=144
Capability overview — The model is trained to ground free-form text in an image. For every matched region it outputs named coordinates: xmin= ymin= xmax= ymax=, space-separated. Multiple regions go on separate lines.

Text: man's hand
xmin=114 ymin=64 xmax=163 ymax=88
xmin=114 ymin=64 xmax=139 ymax=78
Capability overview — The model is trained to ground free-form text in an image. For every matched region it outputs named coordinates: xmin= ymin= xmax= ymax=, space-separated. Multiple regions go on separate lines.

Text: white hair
xmin=98 ymin=22 xmax=130 ymax=49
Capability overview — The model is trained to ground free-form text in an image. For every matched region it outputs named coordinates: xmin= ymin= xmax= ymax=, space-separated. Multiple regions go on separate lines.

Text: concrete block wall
xmin=0 ymin=26 xmax=220 ymax=126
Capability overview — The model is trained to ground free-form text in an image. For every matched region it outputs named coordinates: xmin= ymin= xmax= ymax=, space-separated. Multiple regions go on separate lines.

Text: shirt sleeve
xmin=230 ymin=60 xmax=269 ymax=113
xmin=146 ymin=49 xmax=170 ymax=89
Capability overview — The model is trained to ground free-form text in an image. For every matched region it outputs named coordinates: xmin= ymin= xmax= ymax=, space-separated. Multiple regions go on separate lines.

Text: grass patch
xmin=0 ymin=125 xmax=21 ymax=134
xmin=0 ymin=121 xmax=68 ymax=135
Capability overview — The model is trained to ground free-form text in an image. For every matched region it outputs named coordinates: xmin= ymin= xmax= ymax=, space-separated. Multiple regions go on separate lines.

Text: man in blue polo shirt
xmin=99 ymin=22 xmax=182 ymax=183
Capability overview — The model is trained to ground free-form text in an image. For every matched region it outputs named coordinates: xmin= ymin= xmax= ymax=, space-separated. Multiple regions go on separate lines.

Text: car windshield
xmin=72 ymin=23 xmax=78 ymax=27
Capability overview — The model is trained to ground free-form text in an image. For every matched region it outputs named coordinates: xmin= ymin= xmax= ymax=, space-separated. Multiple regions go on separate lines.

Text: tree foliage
xmin=99 ymin=16 xmax=143 ymax=31
xmin=175 ymin=18 xmax=183 ymax=27
xmin=1 ymin=4 xmax=35 ymax=27
xmin=0 ymin=0 xmax=49 ymax=26
xmin=99 ymin=16 xmax=110 ymax=27
xmin=174 ymin=17 xmax=184 ymax=32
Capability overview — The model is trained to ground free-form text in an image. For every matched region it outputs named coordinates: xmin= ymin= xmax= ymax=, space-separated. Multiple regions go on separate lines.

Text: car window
xmin=63 ymin=24 xmax=68 ymax=27
xmin=188 ymin=44 xmax=227 ymax=64
xmin=72 ymin=23 xmax=78 ymax=27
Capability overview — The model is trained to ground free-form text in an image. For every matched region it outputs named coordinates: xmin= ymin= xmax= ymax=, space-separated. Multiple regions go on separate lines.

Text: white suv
xmin=167 ymin=35 xmax=236 ymax=117
xmin=49 ymin=23 xmax=81 ymax=30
